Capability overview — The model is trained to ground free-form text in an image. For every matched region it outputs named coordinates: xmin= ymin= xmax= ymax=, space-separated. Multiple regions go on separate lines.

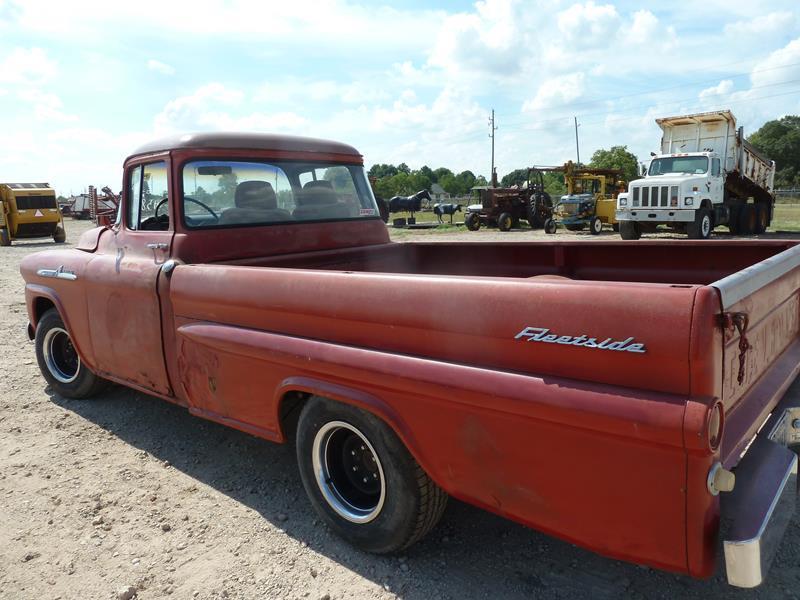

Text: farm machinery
xmin=88 ymin=185 xmax=120 ymax=226
xmin=540 ymin=162 xmax=626 ymax=235
xmin=0 ymin=182 xmax=65 ymax=246
xmin=464 ymin=168 xmax=552 ymax=231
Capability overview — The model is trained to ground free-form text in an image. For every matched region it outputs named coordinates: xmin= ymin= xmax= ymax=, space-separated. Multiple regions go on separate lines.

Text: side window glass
xmin=712 ymin=158 xmax=720 ymax=177
xmin=127 ymin=166 xmax=142 ymax=229
xmin=127 ymin=161 xmax=169 ymax=231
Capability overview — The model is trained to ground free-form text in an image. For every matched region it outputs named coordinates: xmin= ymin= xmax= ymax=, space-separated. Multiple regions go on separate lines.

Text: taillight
xmin=708 ymin=402 xmax=723 ymax=450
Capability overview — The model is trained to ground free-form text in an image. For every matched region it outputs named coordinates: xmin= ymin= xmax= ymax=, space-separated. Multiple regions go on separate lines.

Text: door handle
xmin=146 ymin=242 xmax=168 ymax=250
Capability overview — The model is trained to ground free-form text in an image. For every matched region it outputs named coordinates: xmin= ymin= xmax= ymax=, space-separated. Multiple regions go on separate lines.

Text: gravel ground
xmin=2 ymin=219 xmax=799 ymax=600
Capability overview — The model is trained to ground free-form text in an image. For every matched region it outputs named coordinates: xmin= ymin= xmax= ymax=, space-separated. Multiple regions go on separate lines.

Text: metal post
xmin=574 ymin=116 xmax=580 ymax=166
xmin=489 ymin=109 xmax=498 ymax=186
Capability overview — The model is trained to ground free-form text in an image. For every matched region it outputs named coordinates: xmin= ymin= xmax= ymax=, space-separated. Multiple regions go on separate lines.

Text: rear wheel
xmin=589 ymin=216 xmax=603 ymax=235
xmin=464 ymin=212 xmax=481 ymax=231
xmin=34 ymin=308 xmax=108 ymax=398
xmin=754 ymin=204 xmax=768 ymax=234
xmin=497 ymin=212 xmax=513 ymax=232
xmin=295 ymin=397 xmax=447 ymax=554
xmin=544 ymin=219 xmax=557 ymax=234
xmin=619 ymin=221 xmax=641 ymax=240
xmin=53 ymin=225 xmax=66 ymax=243
xmin=737 ymin=204 xmax=756 ymax=235
xmin=0 ymin=228 xmax=10 ymax=246
xmin=687 ymin=209 xmax=712 ymax=239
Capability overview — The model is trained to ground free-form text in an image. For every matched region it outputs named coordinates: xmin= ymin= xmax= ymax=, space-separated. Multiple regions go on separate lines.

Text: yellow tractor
xmin=0 ymin=183 xmax=66 ymax=246
xmin=541 ymin=162 xmax=626 ymax=235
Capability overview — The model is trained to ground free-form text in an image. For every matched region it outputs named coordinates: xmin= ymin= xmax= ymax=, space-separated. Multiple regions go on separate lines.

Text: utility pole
xmin=574 ymin=116 xmax=581 ymax=166
xmin=489 ymin=109 xmax=498 ymax=186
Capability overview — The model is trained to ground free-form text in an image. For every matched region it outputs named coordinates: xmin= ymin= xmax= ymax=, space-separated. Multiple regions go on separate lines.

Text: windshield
xmin=648 ymin=156 xmax=708 ymax=176
xmin=181 ymin=159 xmax=379 ymax=228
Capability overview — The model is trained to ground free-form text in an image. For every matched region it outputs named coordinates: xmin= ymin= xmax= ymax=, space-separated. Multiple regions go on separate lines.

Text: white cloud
xmin=750 ymin=37 xmax=800 ymax=88
xmin=17 ymin=90 xmax=77 ymax=122
xmin=523 ymin=73 xmax=586 ymax=112
xmin=0 ymin=47 xmax=56 ymax=85
xmin=147 ymin=59 xmax=175 ymax=76
xmin=724 ymin=11 xmax=797 ymax=37
xmin=556 ymin=2 xmax=620 ymax=48
xmin=699 ymin=80 xmax=734 ymax=101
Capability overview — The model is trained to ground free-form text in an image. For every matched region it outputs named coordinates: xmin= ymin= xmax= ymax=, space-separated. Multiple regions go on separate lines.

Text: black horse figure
xmin=388 ymin=189 xmax=432 ymax=217
xmin=433 ymin=203 xmax=463 ymax=224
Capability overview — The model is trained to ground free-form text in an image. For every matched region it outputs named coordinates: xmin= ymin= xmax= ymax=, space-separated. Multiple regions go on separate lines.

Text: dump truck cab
xmin=0 ymin=183 xmax=66 ymax=246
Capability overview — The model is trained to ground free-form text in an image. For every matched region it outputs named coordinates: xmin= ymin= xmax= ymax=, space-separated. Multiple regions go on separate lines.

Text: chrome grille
xmin=633 ymin=185 xmax=675 ymax=208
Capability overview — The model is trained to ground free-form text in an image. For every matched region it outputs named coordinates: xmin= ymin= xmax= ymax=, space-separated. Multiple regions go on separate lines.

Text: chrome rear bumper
xmin=722 ymin=403 xmax=800 ymax=588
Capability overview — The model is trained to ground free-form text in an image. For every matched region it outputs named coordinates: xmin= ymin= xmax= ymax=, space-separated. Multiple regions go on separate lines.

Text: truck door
xmin=710 ymin=158 xmax=724 ymax=204
xmin=84 ymin=159 xmax=173 ymax=395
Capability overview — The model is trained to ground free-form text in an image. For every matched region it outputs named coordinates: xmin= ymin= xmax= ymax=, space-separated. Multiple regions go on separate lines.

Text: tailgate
xmin=712 ymin=243 xmax=800 ymax=468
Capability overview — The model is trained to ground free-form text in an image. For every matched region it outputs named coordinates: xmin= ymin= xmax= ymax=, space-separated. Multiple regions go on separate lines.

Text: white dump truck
xmin=616 ymin=110 xmax=775 ymax=239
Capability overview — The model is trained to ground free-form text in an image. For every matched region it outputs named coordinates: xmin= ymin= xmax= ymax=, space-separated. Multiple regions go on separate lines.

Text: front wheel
xmin=544 ymin=218 xmax=557 ymax=234
xmin=296 ymin=397 xmax=447 ymax=554
xmin=687 ymin=209 xmax=712 ymax=239
xmin=0 ymin=228 xmax=10 ymax=246
xmin=589 ymin=216 xmax=603 ymax=235
xmin=497 ymin=212 xmax=513 ymax=232
xmin=464 ymin=212 xmax=481 ymax=231
xmin=35 ymin=308 xmax=108 ymax=398
xmin=619 ymin=221 xmax=641 ymax=240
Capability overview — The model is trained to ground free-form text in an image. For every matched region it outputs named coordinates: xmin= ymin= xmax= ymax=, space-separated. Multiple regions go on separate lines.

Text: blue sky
xmin=1 ymin=0 xmax=799 ymax=195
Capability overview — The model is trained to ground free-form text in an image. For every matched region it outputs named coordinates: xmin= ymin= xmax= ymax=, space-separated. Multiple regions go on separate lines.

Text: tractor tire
xmin=0 ymin=228 xmax=10 ymax=246
xmin=544 ymin=219 xmax=557 ymax=235
xmin=465 ymin=212 xmax=481 ymax=231
xmin=53 ymin=225 xmax=66 ymax=243
xmin=295 ymin=396 xmax=447 ymax=554
xmin=34 ymin=308 xmax=109 ymax=399
xmin=497 ymin=212 xmax=513 ymax=232
xmin=737 ymin=204 xmax=757 ymax=236
xmin=687 ymin=209 xmax=712 ymax=239
xmin=589 ymin=216 xmax=603 ymax=235
xmin=619 ymin=221 xmax=641 ymax=240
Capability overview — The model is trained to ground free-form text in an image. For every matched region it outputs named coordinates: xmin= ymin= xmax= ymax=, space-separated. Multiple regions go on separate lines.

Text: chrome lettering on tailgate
xmin=515 ymin=327 xmax=646 ymax=353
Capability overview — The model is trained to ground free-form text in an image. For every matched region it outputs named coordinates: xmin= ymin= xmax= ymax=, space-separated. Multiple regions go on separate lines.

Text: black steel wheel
xmin=35 ymin=308 xmax=108 ymax=398
xmin=296 ymin=396 xmax=447 ymax=554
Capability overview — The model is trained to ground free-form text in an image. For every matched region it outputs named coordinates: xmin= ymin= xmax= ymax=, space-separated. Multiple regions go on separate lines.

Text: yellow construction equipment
xmin=0 ymin=183 xmax=65 ymax=246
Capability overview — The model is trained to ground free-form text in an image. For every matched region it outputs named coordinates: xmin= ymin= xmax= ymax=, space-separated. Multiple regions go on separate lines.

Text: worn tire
xmin=464 ymin=212 xmax=481 ymax=231
xmin=497 ymin=212 xmax=513 ymax=232
xmin=619 ymin=221 xmax=641 ymax=240
xmin=34 ymin=308 xmax=108 ymax=398
xmin=544 ymin=218 xmax=557 ymax=234
xmin=687 ymin=209 xmax=712 ymax=239
xmin=737 ymin=204 xmax=756 ymax=235
xmin=754 ymin=204 xmax=768 ymax=234
xmin=0 ymin=228 xmax=10 ymax=246
xmin=53 ymin=225 xmax=66 ymax=243
xmin=589 ymin=216 xmax=603 ymax=235
xmin=296 ymin=396 xmax=447 ymax=554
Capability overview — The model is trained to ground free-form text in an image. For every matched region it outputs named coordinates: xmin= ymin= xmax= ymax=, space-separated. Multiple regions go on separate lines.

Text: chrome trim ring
xmin=42 ymin=326 xmax=80 ymax=384
xmin=312 ymin=420 xmax=386 ymax=524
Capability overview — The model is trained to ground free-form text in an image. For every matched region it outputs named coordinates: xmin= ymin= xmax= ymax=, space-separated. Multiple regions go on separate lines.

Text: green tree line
xmin=749 ymin=116 xmax=800 ymax=188
xmin=368 ymin=164 xmax=488 ymax=198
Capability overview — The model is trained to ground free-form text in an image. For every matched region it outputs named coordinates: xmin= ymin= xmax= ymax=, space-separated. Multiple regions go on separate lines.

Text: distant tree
xmin=407 ymin=172 xmax=432 ymax=194
xmin=500 ymin=169 xmax=528 ymax=187
xmin=474 ymin=175 xmax=489 ymax=187
xmin=438 ymin=172 xmax=459 ymax=195
xmin=749 ymin=116 xmax=800 ymax=187
xmin=397 ymin=162 xmax=411 ymax=175
xmin=419 ymin=165 xmax=435 ymax=183
xmin=455 ymin=170 xmax=476 ymax=194
xmin=433 ymin=167 xmax=454 ymax=182
xmin=588 ymin=145 xmax=639 ymax=182
xmin=542 ymin=172 xmax=566 ymax=197
xmin=368 ymin=164 xmax=398 ymax=179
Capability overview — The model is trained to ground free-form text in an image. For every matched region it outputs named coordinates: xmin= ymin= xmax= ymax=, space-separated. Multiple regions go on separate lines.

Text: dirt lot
xmin=2 ymin=219 xmax=800 ymax=600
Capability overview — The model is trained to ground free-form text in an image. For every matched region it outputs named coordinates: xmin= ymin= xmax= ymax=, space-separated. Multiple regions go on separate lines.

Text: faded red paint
xmin=18 ymin=135 xmax=800 ymax=581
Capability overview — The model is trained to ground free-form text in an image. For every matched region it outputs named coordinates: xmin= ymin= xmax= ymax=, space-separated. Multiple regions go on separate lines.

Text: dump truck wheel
xmin=754 ymin=204 xmax=768 ymax=234
xmin=737 ymin=204 xmax=756 ymax=236
xmin=687 ymin=209 xmax=712 ymax=239
xmin=35 ymin=308 xmax=109 ymax=399
xmin=465 ymin=212 xmax=481 ymax=231
xmin=619 ymin=221 xmax=641 ymax=240
xmin=0 ymin=228 xmax=10 ymax=246
xmin=497 ymin=212 xmax=513 ymax=232
xmin=590 ymin=216 xmax=603 ymax=235
xmin=53 ymin=225 xmax=66 ymax=243
xmin=296 ymin=396 xmax=447 ymax=554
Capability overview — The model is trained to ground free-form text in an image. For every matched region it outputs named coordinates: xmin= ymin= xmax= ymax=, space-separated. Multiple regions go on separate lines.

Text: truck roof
xmin=655 ymin=110 xmax=735 ymax=128
xmin=129 ymin=132 xmax=363 ymax=159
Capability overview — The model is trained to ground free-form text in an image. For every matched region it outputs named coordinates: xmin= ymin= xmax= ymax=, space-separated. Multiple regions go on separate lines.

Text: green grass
xmin=773 ymin=204 xmax=800 ymax=232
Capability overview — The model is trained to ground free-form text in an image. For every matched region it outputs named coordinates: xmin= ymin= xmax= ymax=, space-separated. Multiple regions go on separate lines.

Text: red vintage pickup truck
xmin=20 ymin=133 xmax=800 ymax=588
